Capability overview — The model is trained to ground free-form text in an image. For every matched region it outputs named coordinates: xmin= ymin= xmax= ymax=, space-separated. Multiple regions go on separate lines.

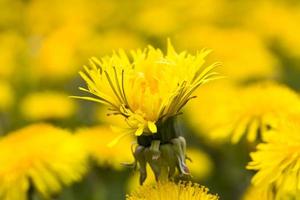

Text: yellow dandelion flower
xmin=74 ymin=40 xmax=220 ymax=183
xmin=74 ymin=40 xmax=219 ymax=136
xmin=0 ymin=80 xmax=14 ymax=111
xmin=0 ymin=123 xmax=88 ymax=200
xmin=76 ymin=125 xmax=134 ymax=170
xmin=20 ymin=91 xmax=76 ymax=121
xmin=126 ymin=181 xmax=219 ymax=200
xmin=247 ymin=120 xmax=300 ymax=199
xmin=187 ymin=81 xmax=300 ymax=143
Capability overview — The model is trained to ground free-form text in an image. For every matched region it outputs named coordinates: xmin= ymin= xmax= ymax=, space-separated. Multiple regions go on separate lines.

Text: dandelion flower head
xmin=75 ymin=40 xmax=220 ymax=136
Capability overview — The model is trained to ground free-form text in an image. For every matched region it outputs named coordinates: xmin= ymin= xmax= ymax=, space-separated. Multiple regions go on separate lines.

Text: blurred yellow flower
xmin=186 ymin=148 xmax=213 ymax=180
xmin=177 ymin=0 xmax=227 ymax=24
xmin=126 ymin=165 xmax=156 ymax=193
xmin=0 ymin=0 xmax=23 ymax=30
xmin=242 ymin=185 xmax=268 ymax=200
xmin=247 ymin=119 xmax=300 ymax=199
xmin=82 ymin=29 xmax=144 ymax=56
xmin=30 ymin=25 xmax=89 ymax=80
xmin=0 ymin=32 xmax=26 ymax=78
xmin=185 ymin=80 xmax=238 ymax=143
xmin=75 ymin=40 xmax=220 ymax=136
xmin=175 ymin=26 xmax=279 ymax=81
xmin=0 ymin=80 xmax=14 ymax=111
xmin=246 ymin=1 xmax=300 ymax=58
xmin=76 ymin=125 xmax=134 ymax=170
xmin=20 ymin=91 xmax=76 ymax=121
xmin=126 ymin=181 xmax=219 ymax=200
xmin=0 ymin=123 xmax=88 ymax=200
xmin=228 ymin=82 xmax=300 ymax=143
xmin=25 ymin=0 xmax=116 ymax=35
xmin=187 ymin=81 xmax=300 ymax=143
xmin=132 ymin=2 xmax=179 ymax=36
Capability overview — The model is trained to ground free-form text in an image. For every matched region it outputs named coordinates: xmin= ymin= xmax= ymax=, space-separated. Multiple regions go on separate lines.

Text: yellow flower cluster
xmin=1 ymin=0 xmax=300 ymax=198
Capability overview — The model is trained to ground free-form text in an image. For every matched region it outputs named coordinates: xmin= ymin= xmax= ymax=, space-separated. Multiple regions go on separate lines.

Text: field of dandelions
xmin=1 ymin=0 xmax=300 ymax=200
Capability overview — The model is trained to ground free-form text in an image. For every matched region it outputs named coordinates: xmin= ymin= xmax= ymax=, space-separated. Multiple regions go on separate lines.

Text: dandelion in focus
xmin=20 ymin=91 xmax=76 ymax=121
xmin=74 ymin=40 xmax=220 ymax=184
xmin=0 ymin=123 xmax=87 ymax=200
xmin=126 ymin=181 xmax=219 ymax=200
xmin=247 ymin=119 xmax=300 ymax=199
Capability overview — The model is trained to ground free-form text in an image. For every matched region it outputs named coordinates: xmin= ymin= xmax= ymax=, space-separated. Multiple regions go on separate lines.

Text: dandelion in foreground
xmin=247 ymin=119 xmax=300 ymax=199
xmin=0 ymin=124 xmax=87 ymax=200
xmin=74 ymin=40 xmax=220 ymax=184
xmin=126 ymin=181 xmax=219 ymax=200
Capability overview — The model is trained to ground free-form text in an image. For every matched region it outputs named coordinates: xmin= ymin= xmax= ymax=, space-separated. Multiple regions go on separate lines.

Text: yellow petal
xmin=148 ymin=121 xmax=157 ymax=133
xmin=135 ymin=125 xmax=144 ymax=136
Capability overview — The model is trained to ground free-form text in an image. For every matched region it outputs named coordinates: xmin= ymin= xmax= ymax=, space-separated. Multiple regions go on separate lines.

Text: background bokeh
xmin=1 ymin=0 xmax=300 ymax=199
